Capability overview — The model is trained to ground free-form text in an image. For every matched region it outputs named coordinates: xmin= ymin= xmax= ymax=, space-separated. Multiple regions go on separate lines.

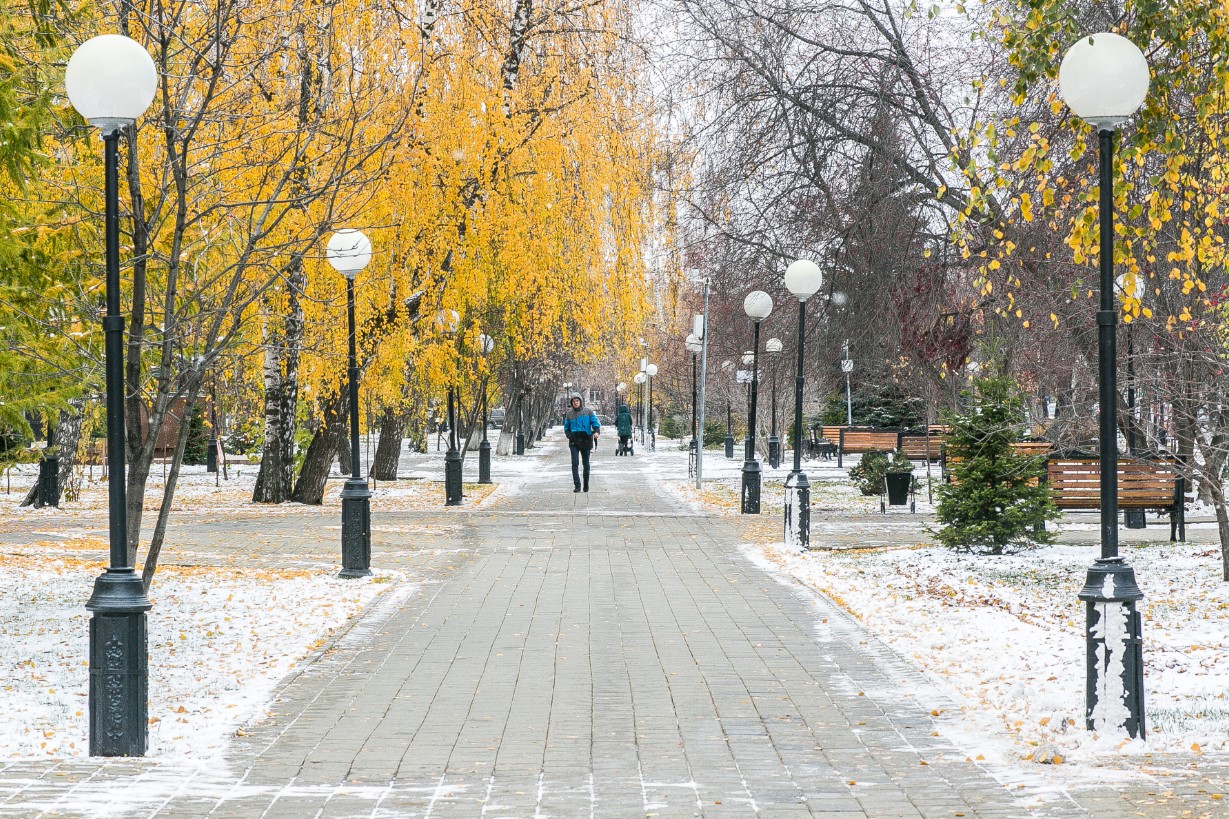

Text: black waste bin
xmin=882 ymin=472 xmax=914 ymax=513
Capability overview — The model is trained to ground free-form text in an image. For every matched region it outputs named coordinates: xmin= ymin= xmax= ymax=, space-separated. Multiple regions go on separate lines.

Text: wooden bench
xmin=806 ymin=426 xmax=837 ymax=460
xmin=837 ymin=428 xmax=903 ymax=467
xmin=1046 ymin=455 xmax=1187 ymax=542
xmin=898 ymin=431 xmax=946 ymax=462
xmin=941 ymin=440 xmax=1052 ymax=484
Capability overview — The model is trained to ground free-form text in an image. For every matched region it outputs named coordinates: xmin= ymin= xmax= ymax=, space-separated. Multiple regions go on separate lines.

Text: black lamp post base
xmin=339 ymin=479 xmax=372 ymax=578
xmin=37 ymin=454 xmax=60 ymax=508
xmin=740 ymin=459 xmax=762 ymax=514
xmin=784 ymin=471 xmax=811 ymax=550
xmin=767 ymin=436 xmax=780 ymax=470
xmin=724 ymin=434 xmax=735 ymax=459
xmin=1077 ymin=557 xmax=1145 ymax=738
xmin=478 ymin=440 xmax=492 ymax=484
xmin=87 ymin=568 xmax=152 ymax=757
xmin=206 ymin=438 xmax=218 ymax=473
xmin=515 ymin=433 xmax=525 ymax=455
xmin=445 ymin=449 xmax=464 ymax=505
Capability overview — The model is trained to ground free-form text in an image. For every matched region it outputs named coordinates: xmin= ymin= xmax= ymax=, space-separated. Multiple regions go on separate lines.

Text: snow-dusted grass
xmin=2 ymin=554 xmax=392 ymax=759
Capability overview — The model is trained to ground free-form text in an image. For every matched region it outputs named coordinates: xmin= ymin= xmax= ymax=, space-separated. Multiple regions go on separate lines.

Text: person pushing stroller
xmin=563 ymin=393 xmax=600 ymax=492
xmin=615 ymin=404 xmax=634 ymax=456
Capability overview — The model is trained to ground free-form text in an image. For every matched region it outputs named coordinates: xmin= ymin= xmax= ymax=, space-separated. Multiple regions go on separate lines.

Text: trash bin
xmin=883 ymin=472 xmax=913 ymax=512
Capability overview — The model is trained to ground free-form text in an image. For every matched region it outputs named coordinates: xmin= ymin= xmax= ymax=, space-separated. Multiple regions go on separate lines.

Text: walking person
xmin=563 ymin=393 xmax=600 ymax=492
xmin=615 ymin=403 xmax=634 ymax=456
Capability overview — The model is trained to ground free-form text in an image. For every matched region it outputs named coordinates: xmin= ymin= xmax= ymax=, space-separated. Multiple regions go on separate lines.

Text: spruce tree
xmin=933 ymin=371 xmax=1057 ymax=554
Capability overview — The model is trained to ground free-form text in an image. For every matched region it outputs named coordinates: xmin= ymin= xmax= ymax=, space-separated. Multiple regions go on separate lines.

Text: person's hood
xmin=617 ymin=405 xmax=631 ymax=417
xmin=569 ymin=392 xmax=583 ymax=404
xmin=565 ymin=393 xmax=586 ymax=419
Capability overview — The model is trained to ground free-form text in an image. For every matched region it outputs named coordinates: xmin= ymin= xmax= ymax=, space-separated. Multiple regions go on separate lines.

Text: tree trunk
xmin=1216 ymin=500 xmax=1229 ymax=582
xmin=253 ymin=261 xmax=306 ymax=503
xmin=142 ymin=382 xmax=202 ymax=592
xmin=20 ymin=400 xmax=84 ymax=507
xmin=370 ymin=408 xmax=405 ymax=480
xmin=291 ymin=390 xmax=346 ymax=505
xmin=338 ymin=425 xmax=353 ymax=476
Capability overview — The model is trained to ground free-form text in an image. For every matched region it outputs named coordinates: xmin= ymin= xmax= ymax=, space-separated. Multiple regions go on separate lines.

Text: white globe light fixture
xmin=743 ymin=290 xmax=773 ymax=322
xmin=326 ymin=229 xmax=373 ymax=279
xmin=1059 ymin=33 xmax=1150 ymax=130
xmin=65 ymin=34 xmax=158 ymax=134
xmin=479 ymin=333 xmax=495 ymax=355
xmin=766 ymin=338 xmax=783 ymax=354
xmin=784 ymin=259 xmax=823 ymax=301
xmin=634 ymin=372 xmax=646 ymax=384
xmin=646 ymin=363 xmax=658 ymax=378
xmin=433 ymin=308 xmax=460 ymax=335
xmin=685 ymin=333 xmax=701 ymax=354
xmin=741 ymin=351 xmax=754 ymax=367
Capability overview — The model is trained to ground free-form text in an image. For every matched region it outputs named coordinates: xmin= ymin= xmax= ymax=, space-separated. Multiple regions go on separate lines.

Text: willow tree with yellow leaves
xmin=962 ymin=1 xmax=1229 ymax=578
xmin=12 ymin=0 xmax=408 ymax=587
xmin=266 ymin=0 xmax=655 ymax=498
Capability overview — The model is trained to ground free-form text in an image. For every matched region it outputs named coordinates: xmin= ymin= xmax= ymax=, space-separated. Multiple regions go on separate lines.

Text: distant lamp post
xmin=434 ymin=309 xmax=462 ymax=506
xmin=841 ymin=340 xmax=854 ymax=425
xmin=633 ymin=371 xmax=647 ymax=448
xmin=783 ymin=259 xmax=823 ymax=550
xmin=1060 ymin=30 xmax=1150 ymax=739
xmin=327 ymin=229 xmax=374 ymax=576
xmin=477 ymin=333 xmax=495 ymax=485
xmin=766 ymin=337 xmax=783 ymax=469
xmin=68 ymin=32 xmax=158 ymax=758
xmin=721 ymin=360 xmax=735 ymax=458
xmin=1116 ymin=274 xmax=1146 ymax=530
xmin=646 ymin=363 xmax=658 ymax=450
xmin=741 ymin=290 xmax=773 ymax=514
xmin=686 ymin=334 xmax=702 ymax=472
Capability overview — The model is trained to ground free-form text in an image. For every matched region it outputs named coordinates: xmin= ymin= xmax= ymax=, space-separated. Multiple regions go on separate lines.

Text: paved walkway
xmin=2 ymin=443 xmax=1224 ymax=817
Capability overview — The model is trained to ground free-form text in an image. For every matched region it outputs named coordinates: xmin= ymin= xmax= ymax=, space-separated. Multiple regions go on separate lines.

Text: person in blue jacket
xmin=562 ymin=393 xmax=601 ymax=492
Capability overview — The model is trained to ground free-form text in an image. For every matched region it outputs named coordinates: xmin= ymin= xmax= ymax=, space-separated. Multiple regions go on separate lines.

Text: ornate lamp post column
xmin=478 ymin=333 xmax=495 ymax=485
xmin=327 ymin=229 xmax=375 ymax=577
xmin=67 ymin=33 xmax=158 ymax=758
xmin=741 ymin=291 xmax=773 ymax=514
xmin=783 ymin=260 xmax=823 ymax=550
xmin=1060 ymin=31 xmax=1150 ymax=739
xmin=766 ymin=338 xmax=783 ymax=469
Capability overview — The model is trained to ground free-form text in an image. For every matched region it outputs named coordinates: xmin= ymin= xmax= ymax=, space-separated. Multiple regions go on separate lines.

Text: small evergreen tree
xmin=183 ymin=405 xmax=209 ymax=465
xmin=933 ymin=371 xmax=1057 ymax=554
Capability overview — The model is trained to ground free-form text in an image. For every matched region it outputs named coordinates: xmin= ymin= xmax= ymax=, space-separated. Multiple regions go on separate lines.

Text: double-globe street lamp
xmin=327 ymin=229 xmax=375 ymax=576
xmin=478 ymin=333 xmax=495 ymax=485
xmin=766 ymin=338 xmax=783 ymax=469
xmin=633 ymin=371 xmax=647 ymax=443
xmin=433 ymin=309 xmax=463 ymax=506
xmin=741 ymin=291 xmax=773 ymax=514
xmin=67 ymin=33 xmax=158 ymax=758
xmin=1059 ymin=31 xmax=1150 ymax=739
xmin=783 ymin=260 xmax=823 ymax=550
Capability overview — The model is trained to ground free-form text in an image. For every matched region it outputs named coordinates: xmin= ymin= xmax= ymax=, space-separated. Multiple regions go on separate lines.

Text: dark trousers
xmin=570 ymin=443 xmax=591 ymax=489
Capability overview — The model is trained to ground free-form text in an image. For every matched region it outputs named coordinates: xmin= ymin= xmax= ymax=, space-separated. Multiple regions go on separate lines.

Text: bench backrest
xmin=899 ymin=433 xmax=945 ymax=460
xmin=839 ymin=429 xmax=901 ymax=453
xmin=1047 ymin=457 xmax=1182 ymax=508
xmin=821 ymin=425 xmax=846 ymax=442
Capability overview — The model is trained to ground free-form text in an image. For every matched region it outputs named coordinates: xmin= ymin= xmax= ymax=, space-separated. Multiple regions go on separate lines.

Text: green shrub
xmin=659 ymin=413 xmax=684 ymax=439
xmin=933 ymin=371 xmax=1057 ymax=554
xmin=848 ymin=450 xmax=913 ymax=495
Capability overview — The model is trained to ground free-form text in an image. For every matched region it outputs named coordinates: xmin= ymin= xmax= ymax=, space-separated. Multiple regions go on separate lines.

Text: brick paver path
xmin=2 ymin=442 xmax=1223 ymax=817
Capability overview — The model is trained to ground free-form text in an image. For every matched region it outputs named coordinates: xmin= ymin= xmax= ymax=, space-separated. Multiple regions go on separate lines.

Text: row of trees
xmin=651 ymin=0 xmax=1229 ymax=575
xmin=0 ymin=0 xmax=660 ymax=587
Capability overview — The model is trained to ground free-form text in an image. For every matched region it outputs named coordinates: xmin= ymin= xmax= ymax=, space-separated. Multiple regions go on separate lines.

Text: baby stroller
xmin=617 ymin=435 xmax=634 ymax=456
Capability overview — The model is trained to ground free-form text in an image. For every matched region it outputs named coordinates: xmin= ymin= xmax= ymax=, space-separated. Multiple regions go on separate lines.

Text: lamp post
xmin=741 ymin=291 xmax=773 ymax=514
xmin=1060 ymin=31 xmax=1150 ymax=739
xmin=646 ymin=363 xmax=658 ymax=450
xmin=784 ymin=259 xmax=823 ymax=550
xmin=477 ymin=334 xmax=495 ymax=484
xmin=686 ymin=334 xmax=701 ymax=473
xmin=1116 ymin=275 xmax=1146 ymax=529
xmin=67 ymin=33 xmax=158 ymax=758
xmin=721 ymin=361 xmax=735 ymax=458
xmin=842 ymin=339 xmax=854 ymax=425
xmin=326 ymin=229 xmax=374 ymax=576
xmin=432 ymin=309 xmax=463 ymax=505
xmin=766 ymin=338 xmax=783 ymax=469
xmin=741 ymin=350 xmax=755 ymax=459
xmin=633 ymin=372 xmax=647 ymax=444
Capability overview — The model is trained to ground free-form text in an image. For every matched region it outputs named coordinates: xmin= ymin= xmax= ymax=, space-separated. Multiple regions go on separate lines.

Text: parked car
xmin=489 ymin=407 xmax=506 ymax=428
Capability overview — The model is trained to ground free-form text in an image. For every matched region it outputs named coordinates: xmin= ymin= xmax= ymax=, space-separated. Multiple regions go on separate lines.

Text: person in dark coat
xmin=562 ymin=393 xmax=601 ymax=492
xmin=615 ymin=404 xmax=634 ymax=456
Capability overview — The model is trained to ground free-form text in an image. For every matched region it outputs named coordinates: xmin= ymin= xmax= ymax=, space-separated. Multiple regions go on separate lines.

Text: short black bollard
xmin=37 ymin=454 xmax=60 ymax=508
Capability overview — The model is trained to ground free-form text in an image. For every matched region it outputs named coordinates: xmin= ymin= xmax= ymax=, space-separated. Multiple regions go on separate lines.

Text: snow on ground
xmin=2 ymin=555 xmax=393 ymax=759
xmin=645 ymin=439 xmax=1229 ymax=769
